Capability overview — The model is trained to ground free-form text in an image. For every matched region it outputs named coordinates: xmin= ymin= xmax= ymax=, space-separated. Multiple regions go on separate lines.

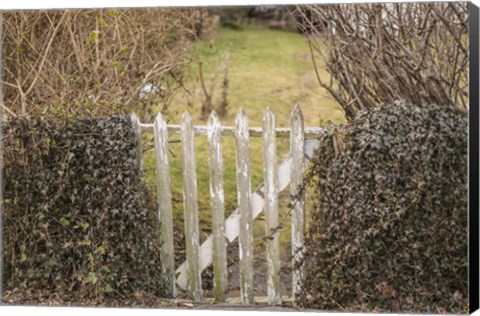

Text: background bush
xmin=214 ymin=6 xmax=297 ymax=31
xmin=298 ymin=102 xmax=468 ymax=313
xmin=1 ymin=9 xmax=215 ymax=120
xmin=2 ymin=116 xmax=170 ymax=305
xmin=294 ymin=3 xmax=468 ymax=120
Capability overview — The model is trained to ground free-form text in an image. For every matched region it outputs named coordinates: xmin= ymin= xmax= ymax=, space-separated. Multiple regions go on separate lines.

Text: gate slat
xmin=290 ymin=105 xmax=305 ymax=305
xmin=153 ymin=113 xmax=176 ymax=296
xmin=263 ymin=108 xmax=281 ymax=305
xmin=235 ymin=109 xmax=254 ymax=305
xmin=181 ymin=112 xmax=202 ymax=301
xmin=207 ymin=111 xmax=227 ymax=302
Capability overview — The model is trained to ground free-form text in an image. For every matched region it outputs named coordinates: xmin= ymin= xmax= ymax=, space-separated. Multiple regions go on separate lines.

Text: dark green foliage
xmin=2 ymin=116 xmax=171 ymax=304
xmin=299 ymin=102 xmax=468 ymax=313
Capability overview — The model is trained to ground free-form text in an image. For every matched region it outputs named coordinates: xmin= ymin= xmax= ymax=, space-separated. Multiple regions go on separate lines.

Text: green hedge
xmin=2 ymin=116 xmax=171 ymax=305
xmin=298 ymin=102 xmax=468 ymax=313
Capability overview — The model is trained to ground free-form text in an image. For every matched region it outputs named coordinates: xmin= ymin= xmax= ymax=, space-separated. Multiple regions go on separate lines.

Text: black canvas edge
xmin=470 ymin=1 xmax=480 ymax=314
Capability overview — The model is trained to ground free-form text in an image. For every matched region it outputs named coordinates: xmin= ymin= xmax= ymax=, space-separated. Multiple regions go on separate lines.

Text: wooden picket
xmin=207 ymin=111 xmax=227 ymax=302
xmin=263 ymin=108 xmax=281 ymax=305
xmin=235 ymin=109 xmax=254 ymax=305
xmin=181 ymin=112 xmax=202 ymax=301
xmin=139 ymin=106 xmax=326 ymax=305
xmin=153 ymin=113 xmax=176 ymax=296
xmin=290 ymin=105 xmax=306 ymax=305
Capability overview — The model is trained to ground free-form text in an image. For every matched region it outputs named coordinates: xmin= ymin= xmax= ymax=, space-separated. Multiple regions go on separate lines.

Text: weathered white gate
xmin=132 ymin=106 xmax=324 ymax=306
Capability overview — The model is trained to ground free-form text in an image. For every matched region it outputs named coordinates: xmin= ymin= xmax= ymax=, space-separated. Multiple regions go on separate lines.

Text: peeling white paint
xmin=263 ymin=108 xmax=282 ymax=305
xmin=153 ymin=113 xmax=176 ymax=296
xmin=181 ymin=112 xmax=202 ymax=302
xmin=290 ymin=105 xmax=306 ymax=305
xmin=207 ymin=111 xmax=227 ymax=302
xmin=235 ymin=109 xmax=254 ymax=305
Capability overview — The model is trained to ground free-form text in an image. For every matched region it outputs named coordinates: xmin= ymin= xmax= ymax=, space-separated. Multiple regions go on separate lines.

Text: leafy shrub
xmin=2 ymin=116 xmax=171 ymax=305
xmin=298 ymin=102 xmax=468 ymax=313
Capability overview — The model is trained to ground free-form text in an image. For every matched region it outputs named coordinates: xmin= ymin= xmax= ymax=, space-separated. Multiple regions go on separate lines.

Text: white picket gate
xmin=131 ymin=106 xmax=325 ymax=305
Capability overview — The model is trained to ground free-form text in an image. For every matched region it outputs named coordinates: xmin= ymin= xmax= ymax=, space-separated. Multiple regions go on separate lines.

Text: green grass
xmin=143 ymin=26 xmax=346 ymax=257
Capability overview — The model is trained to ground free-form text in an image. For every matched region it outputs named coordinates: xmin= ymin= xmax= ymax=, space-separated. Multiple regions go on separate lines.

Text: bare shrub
xmin=1 ymin=8 xmax=211 ymax=120
xmin=294 ymin=3 xmax=469 ymax=120
xmin=216 ymin=51 xmax=231 ymax=118
xmin=189 ymin=48 xmax=231 ymax=119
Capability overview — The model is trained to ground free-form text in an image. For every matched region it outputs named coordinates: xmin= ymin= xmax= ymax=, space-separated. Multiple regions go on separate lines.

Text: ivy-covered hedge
xmin=299 ymin=102 xmax=468 ymax=313
xmin=2 ymin=116 xmax=171 ymax=305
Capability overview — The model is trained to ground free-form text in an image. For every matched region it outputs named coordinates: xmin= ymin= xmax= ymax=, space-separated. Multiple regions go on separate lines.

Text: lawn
xmin=142 ymin=25 xmax=346 ymax=260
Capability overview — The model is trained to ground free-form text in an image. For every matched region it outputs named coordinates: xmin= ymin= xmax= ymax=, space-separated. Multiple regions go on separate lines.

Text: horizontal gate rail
xmin=139 ymin=123 xmax=325 ymax=139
